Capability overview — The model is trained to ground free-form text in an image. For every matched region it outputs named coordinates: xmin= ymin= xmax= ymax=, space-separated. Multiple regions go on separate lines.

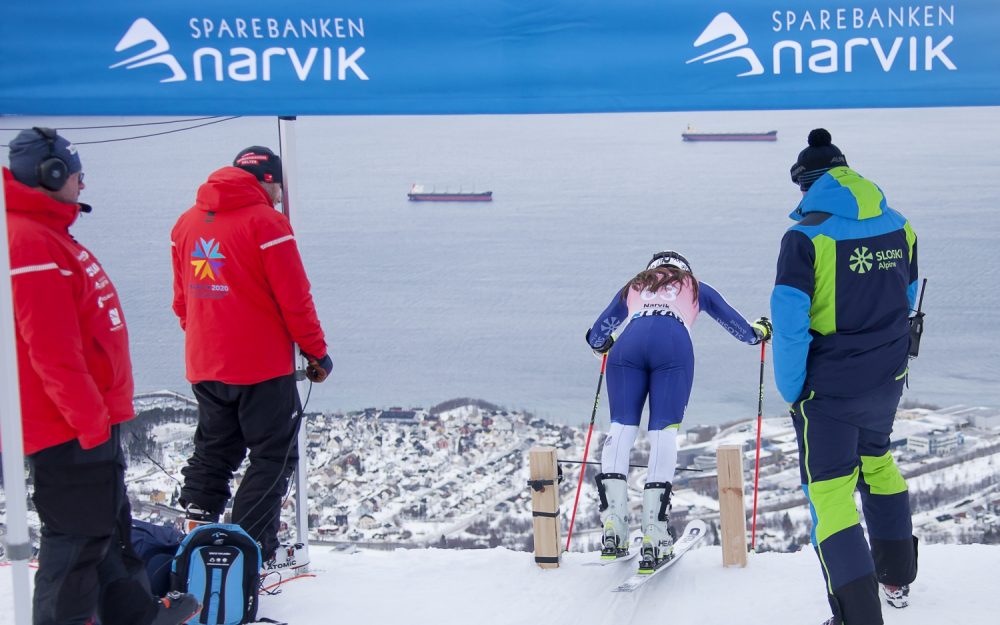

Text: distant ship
xmin=408 ymin=184 xmax=493 ymax=202
xmin=681 ymin=127 xmax=777 ymax=142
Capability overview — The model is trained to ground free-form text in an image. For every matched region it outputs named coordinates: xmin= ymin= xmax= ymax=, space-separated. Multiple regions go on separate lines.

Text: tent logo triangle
xmin=686 ymin=12 xmax=765 ymax=78
xmin=110 ymin=18 xmax=187 ymax=83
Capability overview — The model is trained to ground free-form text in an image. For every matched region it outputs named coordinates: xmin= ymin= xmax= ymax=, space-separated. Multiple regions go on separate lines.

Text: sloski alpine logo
xmin=849 ymin=247 xmax=874 ymax=274
xmin=687 ymin=13 xmax=764 ymax=77
xmin=875 ymin=247 xmax=904 ymax=270
xmin=111 ymin=19 xmax=187 ymax=83
xmin=191 ymin=238 xmax=225 ymax=281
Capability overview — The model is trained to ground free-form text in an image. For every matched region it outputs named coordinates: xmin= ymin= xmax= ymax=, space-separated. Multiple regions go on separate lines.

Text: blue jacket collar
xmin=789 ymin=167 xmax=887 ymax=222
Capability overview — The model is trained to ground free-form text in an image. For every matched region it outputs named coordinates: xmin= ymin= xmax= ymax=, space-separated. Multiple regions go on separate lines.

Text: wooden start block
xmin=528 ymin=447 xmax=561 ymax=568
xmin=717 ymin=444 xmax=748 ymax=567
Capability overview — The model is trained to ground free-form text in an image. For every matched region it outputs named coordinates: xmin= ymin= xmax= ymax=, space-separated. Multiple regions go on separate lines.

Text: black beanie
xmin=233 ymin=146 xmax=282 ymax=184
xmin=789 ymin=128 xmax=847 ymax=191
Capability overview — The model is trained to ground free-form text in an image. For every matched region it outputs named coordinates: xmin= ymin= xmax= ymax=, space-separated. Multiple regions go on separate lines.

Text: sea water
xmin=4 ymin=108 xmax=998 ymax=426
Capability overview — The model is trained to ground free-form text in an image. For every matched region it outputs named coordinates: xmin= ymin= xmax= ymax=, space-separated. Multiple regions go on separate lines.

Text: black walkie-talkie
xmin=908 ymin=278 xmax=928 ymax=358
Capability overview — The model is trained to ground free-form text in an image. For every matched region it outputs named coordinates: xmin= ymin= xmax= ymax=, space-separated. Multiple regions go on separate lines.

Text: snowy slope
xmin=4 ymin=544 xmax=994 ymax=624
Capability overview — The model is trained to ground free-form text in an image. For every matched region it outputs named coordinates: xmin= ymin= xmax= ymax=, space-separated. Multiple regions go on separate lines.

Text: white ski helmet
xmin=647 ymin=250 xmax=692 ymax=273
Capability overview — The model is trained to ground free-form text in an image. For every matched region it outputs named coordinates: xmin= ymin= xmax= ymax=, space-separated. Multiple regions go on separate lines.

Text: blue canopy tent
xmin=2 ymin=1 xmax=999 ymax=622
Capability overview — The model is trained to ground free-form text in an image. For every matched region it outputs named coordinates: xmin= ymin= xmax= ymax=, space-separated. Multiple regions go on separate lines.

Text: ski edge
xmin=611 ymin=520 xmax=707 ymax=592
xmin=582 ymin=531 xmax=644 ymax=566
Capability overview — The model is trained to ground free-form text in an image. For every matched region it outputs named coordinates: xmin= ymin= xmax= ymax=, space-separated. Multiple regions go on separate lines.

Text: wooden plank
xmin=717 ymin=444 xmax=748 ymax=567
xmin=528 ymin=447 xmax=561 ymax=568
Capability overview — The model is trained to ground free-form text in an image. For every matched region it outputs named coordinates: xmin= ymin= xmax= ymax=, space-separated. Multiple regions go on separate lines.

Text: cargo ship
xmin=407 ymin=184 xmax=492 ymax=202
xmin=681 ymin=127 xmax=777 ymax=142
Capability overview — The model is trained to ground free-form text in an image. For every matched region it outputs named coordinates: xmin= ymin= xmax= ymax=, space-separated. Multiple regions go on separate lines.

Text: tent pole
xmin=278 ymin=115 xmax=312 ymax=567
xmin=1 ymin=177 xmax=34 ymax=625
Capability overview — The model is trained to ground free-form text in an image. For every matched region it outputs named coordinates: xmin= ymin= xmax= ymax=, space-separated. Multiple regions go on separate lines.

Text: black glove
xmin=303 ymin=352 xmax=332 ymax=383
xmin=585 ymin=328 xmax=614 ymax=355
xmin=751 ymin=317 xmax=772 ymax=344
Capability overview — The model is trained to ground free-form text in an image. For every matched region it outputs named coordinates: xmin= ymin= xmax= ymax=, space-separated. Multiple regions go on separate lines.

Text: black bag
xmin=131 ymin=519 xmax=184 ymax=597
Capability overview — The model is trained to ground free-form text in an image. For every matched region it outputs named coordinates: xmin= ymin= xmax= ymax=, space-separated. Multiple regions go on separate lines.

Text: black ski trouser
xmin=29 ymin=426 xmax=157 ymax=625
xmin=180 ymin=374 xmax=301 ymax=559
xmin=791 ymin=375 xmax=916 ymax=625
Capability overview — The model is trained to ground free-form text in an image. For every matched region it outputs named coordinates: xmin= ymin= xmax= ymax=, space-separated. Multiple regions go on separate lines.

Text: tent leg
xmin=277 ymin=115 xmax=311 ymax=567
xmin=1 ymin=167 xmax=35 ymax=625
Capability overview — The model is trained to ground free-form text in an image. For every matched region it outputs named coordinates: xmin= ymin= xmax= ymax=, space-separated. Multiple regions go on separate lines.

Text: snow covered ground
xmin=2 ymin=543 xmax=996 ymax=624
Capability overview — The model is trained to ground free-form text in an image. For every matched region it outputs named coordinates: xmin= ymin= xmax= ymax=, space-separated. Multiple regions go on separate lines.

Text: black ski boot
xmin=182 ymin=503 xmax=219 ymax=534
xmin=150 ymin=591 xmax=200 ymax=625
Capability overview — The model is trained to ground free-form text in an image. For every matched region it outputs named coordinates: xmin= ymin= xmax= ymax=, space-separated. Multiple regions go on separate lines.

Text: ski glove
xmin=585 ymin=328 xmax=614 ymax=356
xmin=751 ymin=317 xmax=772 ymax=344
xmin=303 ymin=352 xmax=333 ymax=383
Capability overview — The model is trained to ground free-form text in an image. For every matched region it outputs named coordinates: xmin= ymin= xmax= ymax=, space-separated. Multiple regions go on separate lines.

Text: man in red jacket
xmin=171 ymin=146 xmax=332 ymax=561
xmin=4 ymin=128 xmax=198 ymax=625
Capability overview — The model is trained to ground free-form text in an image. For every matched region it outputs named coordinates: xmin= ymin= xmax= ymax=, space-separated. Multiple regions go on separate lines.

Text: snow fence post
xmin=717 ymin=444 xmax=748 ymax=567
xmin=528 ymin=447 xmax=560 ymax=568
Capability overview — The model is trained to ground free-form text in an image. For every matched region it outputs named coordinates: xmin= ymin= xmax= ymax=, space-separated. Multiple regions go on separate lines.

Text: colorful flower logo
xmin=191 ymin=238 xmax=225 ymax=280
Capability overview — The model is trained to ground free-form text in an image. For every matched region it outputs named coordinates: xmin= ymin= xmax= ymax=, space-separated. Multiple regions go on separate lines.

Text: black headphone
xmin=32 ymin=127 xmax=69 ymax=191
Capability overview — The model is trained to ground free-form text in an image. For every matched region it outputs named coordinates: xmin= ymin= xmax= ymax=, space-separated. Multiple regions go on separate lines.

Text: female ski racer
xmin=586 ymin=250 xmax=770 ymax=570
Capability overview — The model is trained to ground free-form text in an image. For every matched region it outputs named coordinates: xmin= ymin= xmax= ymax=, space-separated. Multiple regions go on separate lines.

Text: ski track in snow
xmin=258 ymin=544 xmax=995 ymax=624
xmin=2 ymin=544 xmax=997 ymax=623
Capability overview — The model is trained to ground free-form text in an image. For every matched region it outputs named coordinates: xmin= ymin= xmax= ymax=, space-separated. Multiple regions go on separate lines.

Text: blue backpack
xmin=171 ymin=523 xmax=261 ymax=625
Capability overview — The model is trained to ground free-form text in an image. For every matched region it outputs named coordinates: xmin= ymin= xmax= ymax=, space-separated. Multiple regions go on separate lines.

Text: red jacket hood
xmin=195 ymin=166 xmax=273 ymax=213
xmin=3 ymin=167 xmax=81 ymax=230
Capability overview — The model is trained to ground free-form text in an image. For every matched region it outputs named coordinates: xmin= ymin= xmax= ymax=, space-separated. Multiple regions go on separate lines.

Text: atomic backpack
xmin=171 ymin=523 xmax=262 ymax=625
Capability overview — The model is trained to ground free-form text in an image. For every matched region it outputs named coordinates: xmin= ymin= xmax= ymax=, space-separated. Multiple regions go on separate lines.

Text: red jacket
xmin=3 ymin=168 xmax=135 ymax=455
xmin=171 ymin=167 xmax=327 ymax=384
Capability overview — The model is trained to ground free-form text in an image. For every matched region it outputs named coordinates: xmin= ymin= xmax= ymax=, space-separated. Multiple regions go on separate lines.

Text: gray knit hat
xmin=8 ymin=127 xmax=82 ymax=189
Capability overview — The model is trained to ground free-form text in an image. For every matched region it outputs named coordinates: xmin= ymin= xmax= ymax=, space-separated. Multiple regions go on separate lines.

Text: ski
xmin=583 ymin=531 xmax=643 ymax=566
xmin=612 ymin=519 xmax=707 ymax=592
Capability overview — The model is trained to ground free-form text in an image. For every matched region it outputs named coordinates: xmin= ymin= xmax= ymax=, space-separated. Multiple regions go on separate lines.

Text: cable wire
xmin=0 ymin=116 xmax=242 ymax=148
xmin=0 ymin=116 xmax=230 ymax=131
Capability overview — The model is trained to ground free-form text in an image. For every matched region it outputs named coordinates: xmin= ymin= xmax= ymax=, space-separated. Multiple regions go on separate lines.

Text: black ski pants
xmin=791 ymin=375 xmax=916 ymax=625
xmin=179 ymin=374 xmax=301 ymax=559
xmin=29 ymin=426 xmax=157 ymax=625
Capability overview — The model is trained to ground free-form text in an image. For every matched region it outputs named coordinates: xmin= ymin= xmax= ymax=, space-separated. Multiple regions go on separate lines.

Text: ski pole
xmin=565 ymin=353 xmax=608 ymax=552
xmin=750 ymin=340 xmax=767 ymax=552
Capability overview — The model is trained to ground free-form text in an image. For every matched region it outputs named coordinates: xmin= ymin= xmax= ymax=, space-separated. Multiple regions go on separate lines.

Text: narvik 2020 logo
xmin=191 ymin=238 xmax=225 ymax=281
xmin=111 ymin=17 xmax=368 ymax=83
xmin=687 ymin=6 xmax=957 ymax=78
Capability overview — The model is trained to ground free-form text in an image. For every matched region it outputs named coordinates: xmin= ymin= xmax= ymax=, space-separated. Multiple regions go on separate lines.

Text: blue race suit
xmin=588 ymin=279 xmax=758 ymax=431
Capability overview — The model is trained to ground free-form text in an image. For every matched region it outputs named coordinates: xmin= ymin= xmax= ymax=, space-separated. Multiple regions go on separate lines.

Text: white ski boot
xmin=261 ymin=542 xmax=310 ymax=575
xmin=595 ymin=473 xmax=630 ymax=560
xmin=639 ymin=482 xmax=673 ymax=573
xmin=882 ymin=583 xmax=909 ymax=608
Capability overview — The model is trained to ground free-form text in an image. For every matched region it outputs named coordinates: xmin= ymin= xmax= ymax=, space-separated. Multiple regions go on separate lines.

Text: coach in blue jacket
xmin=770 ymin=129 xmax=919 ymax=625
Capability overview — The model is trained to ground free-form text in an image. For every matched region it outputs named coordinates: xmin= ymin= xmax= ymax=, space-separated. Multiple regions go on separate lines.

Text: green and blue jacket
xmin=770 ymin=167 xmax=918 ymax=403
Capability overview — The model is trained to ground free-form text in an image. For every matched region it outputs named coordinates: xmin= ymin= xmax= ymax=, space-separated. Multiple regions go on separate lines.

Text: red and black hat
xmin=233 ymin=146 xmax=283 ymax=184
